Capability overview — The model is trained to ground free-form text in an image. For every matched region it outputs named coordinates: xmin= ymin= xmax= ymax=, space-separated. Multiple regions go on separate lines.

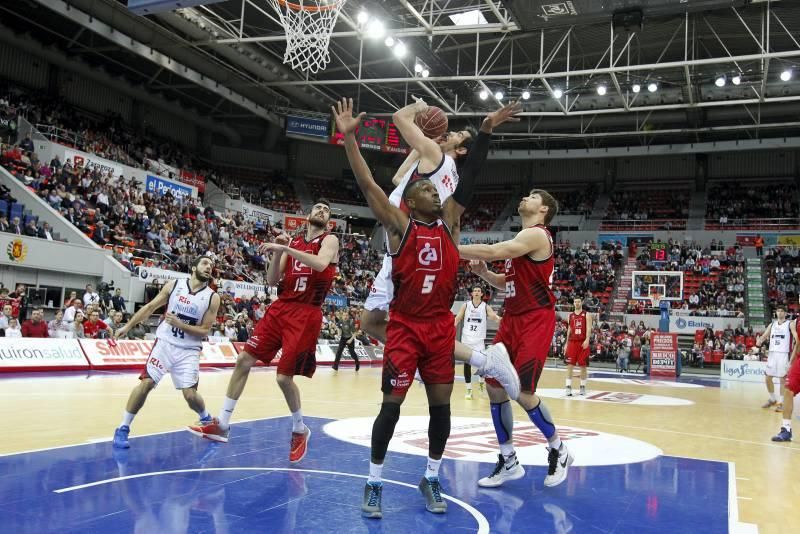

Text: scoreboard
xmin=330 ymin=116 xmax=410 ymax=155
xmin=650 ymin=241 xmax=668 ymax=262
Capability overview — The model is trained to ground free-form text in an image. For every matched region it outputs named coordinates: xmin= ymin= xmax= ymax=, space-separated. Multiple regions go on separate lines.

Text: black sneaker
xmin=362 ymin=482 xmax=383 ymax=518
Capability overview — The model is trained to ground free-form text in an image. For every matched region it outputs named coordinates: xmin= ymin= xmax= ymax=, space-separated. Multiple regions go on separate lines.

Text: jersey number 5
xmin=505 ymin=281 xmax=516 ymax=298
xmin=294 ymin=277 xmax=308 ymax=292
xmin=421 ymin=274 xmax=436 ymax=294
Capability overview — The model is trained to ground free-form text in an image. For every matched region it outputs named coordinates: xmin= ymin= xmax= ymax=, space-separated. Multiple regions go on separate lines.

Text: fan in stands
xmin=414 ymin=106 xmax=448 ymax=139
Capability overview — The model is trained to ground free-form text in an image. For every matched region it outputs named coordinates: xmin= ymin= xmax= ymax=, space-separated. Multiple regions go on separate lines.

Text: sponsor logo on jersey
xmin=390 ymin=371 xmax=411 ymax=389
xmin=292 ymin=256 xmax=313 ymax=276
xmin=416 ymin=236 xmax=442 ymax=272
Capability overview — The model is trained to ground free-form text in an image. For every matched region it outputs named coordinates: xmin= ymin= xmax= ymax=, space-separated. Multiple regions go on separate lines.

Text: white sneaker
xmin=478 ymin=453 xmax=526 ymax=488
xmin=544 ymin=444 xmax=573 ymax=488
xmin=479 ymin=343 xmax=520 ymax=400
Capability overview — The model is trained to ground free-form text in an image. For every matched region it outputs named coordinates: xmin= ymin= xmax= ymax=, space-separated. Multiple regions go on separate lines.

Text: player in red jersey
xmin=773 ymin=294 xmax=800 ymax=442
xmin=461 ymin=188 xmax=574 ymax=489
xmin=334 ymin=98 xmax=520 ymax=519
xmin=188 ymin=199 xmax=339 ymax=464
xmin=564 ymin=297 xmax=593 ymax=397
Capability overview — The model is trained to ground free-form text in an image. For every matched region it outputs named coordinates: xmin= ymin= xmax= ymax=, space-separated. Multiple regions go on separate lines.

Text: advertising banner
xmin=180 ymin=169 xmax=206 ymax=194
xmin=65 ymin=148 xmax=126 ymax=179
xmin=0 ymin=338 xmax=88 ymax=371
xmin=720 ymin=359 xmax=769 ymax=383
xmin=650 ymin=332 xmax=677 ymax=378
xmin=136 ymin=266 xmax=190 ymax=283
xmin=284 ymin=215 xmax=340 ymax=232
xmin=220 ymin=279 xmax=267 ymax=301
xmin=777 ymin=234 xmax=800 ymax=246
xmin=241 ymin=202 xmax=276 ymax=226
xmin=669 ymin=315 xmax=744 ymax=333
xmin=80 ymin=339 xmax=238 ymax=368
xmin=286 ymin=115 xmax=330 ymax=140
xmin=146 ymin=174 xmax=193 ymax=198
xmin=324 ymin=294 xmax=348 ymax=308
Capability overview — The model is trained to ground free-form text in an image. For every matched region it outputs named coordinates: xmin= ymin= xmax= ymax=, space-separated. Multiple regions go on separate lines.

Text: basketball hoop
xmin=650 ymin=292 xmax=662 ymax=309
xmin=267 ymin=0 xmax=347 ymax=73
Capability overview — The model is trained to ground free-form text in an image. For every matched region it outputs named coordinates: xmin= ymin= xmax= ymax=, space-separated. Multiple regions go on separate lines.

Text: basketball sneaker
xmin=771 ymin=427 xmax=792 ymax=442
xmin=418 ymin=476 xmax=447 ymax=513
xmin=362 ymin=482 xmax=383 ymax=518
xmin=478 ymin=453 xmax=526 ymax=488
xmin=775 ymin=403 xmax=784 ymax=412
xmin=480 ymin=343 xmax=521 ymax=400
xmin=112 ymin=425 xmax=130 ymax=449
xmin=579 ymin=385 xmax=586 ymax=396
xmin=544 ymin=444 xmax=573 ymax=488
xmin=289 ymin=426 xmax=311 ymax=463
xmin=565 ymin=386 xmax=573 ymax=397
xmin=187 ymin=418 xmax=229 ymax=443
xmin=465 ymin=389 xmax=473 ymax=400
xmin=761 ymin=399 xmax=777 ymax=409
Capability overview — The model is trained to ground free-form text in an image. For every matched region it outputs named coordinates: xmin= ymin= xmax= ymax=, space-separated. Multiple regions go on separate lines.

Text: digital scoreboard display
xmin=650 ymin=241 xmax=668 ymax=262
xmin=330 ymin=116 xmax=410 ymax=154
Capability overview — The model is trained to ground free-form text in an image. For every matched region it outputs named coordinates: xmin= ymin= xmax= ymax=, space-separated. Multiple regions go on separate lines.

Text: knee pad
xmin=428 ymin=404 xmax=451 ymax=456
xmin=371 ymin=402 xmax=401 ymax=461
xmin=527 ymin=399 xmax=556 ymax=439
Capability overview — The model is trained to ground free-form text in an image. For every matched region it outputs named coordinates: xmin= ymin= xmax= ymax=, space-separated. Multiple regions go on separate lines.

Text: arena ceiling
xmin=3 ymin=0 xmax=800 ymax=149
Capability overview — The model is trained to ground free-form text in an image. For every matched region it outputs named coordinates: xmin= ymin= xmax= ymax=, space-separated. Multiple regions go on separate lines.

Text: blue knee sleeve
xmin=490 ymin=401 xmax=514 ymax=444
xmin=527 ymin=400 xmax=556 ymax=439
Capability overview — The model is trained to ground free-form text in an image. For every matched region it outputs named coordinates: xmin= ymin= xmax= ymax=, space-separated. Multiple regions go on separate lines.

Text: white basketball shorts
xmin=766 ymin=351 xmax=789 ymax=378
xmin=364 ymin=255 xmax=394 ymax=312
xmin=142 ymin=339 xmax=201 ymax=389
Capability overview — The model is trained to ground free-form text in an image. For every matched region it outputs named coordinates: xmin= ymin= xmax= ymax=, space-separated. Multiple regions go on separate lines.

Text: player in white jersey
xmin=454 ymin=286 xmax=501 ymax=399
xmin=756 ymin=305 xmax=797 ymax=412
xmin=112 ymin=256 xmax=221 ymax=448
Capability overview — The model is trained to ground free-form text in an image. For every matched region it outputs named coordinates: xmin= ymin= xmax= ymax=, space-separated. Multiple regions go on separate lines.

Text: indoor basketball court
xmin=1 ymin=0 xmax=799 ymax=533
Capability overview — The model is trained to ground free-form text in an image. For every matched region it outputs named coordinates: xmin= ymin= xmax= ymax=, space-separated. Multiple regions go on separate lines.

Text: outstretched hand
xmin=482 ymin=100 xmax=523 ymax=132
xmin=332 ymin=98 xmax=365 ymax=136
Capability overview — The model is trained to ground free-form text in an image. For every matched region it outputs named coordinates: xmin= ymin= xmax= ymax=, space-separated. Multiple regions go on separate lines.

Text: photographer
xmin=83 ymin=284 xmax=100 ymax=307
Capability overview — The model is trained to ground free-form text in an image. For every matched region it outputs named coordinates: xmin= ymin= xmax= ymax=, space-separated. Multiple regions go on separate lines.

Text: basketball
xmin=414 ymin=106 xmax=448 ymax=139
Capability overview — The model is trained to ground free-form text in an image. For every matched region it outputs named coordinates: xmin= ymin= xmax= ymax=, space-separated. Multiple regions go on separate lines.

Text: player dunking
xmin=462 ymin=189 xmax=574 ymax=488
xmin=773 ymin=296 xmax=800 ymax=442
xmin=188 ymin=200 xmax=339 ymax=464
xmin=334 ymin=97 xmax=518 ymax=519
xmin=756 ymin=305 xmax=796 ymax=412
xmin=112 ymin=256 xmax=220 ymax=448
xmin=564 ymin=297 xmax=593 ymax=396
xmin=454 ymin=286 xmax=501 ymax=399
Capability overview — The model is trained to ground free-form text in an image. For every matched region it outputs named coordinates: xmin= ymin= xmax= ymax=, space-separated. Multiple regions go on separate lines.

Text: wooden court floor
xmin=1 ymin=364 xmax=797 ymax=533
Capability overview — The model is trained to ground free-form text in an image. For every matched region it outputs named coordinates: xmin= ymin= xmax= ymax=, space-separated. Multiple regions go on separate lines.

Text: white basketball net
xmin=267 ymin=0 xmax=347 ymax=73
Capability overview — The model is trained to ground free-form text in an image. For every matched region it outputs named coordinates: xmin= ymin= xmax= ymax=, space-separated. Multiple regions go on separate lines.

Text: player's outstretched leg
xmin=478 ymin=387 xmax=526 ymax=488
xmin=454 ymin=341 xmax=520 ymax=400
xmin=113 ymin=378 xmax=156 ymax=448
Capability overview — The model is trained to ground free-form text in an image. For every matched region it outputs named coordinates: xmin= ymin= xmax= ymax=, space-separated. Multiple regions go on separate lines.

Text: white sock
xmin=783 ymin=419 xmax=792 ymax=430
xmin=120 ymin=411 xmax=135 ymax=428
xmin=197 ymin=409 xmax=210 ymax=420
xmin=549 ymin=435 xmax=563 ymax=450
xmin=769 ymin=392 xmax=777 ymax=402
xmin=425 ymin=457 xmax=442 ymax=479
xmin=565 ymin=379 xmax=571 ymax=388
xmin=466 ymin=382 xmax=472 ymax=391
xmin=499 ymin=441 xmax=515 ymax=458
xmin=291 ymin=409 xmax=304 ymax=433
xmin=218 ymin=396 xmax=238 ymax=430
xmin=368 ymin=461 xmax=383 ymax=484
xmin=469 ymin=350 xmax=487 ymax=369
xmin=580 ymin=380 xmax=587 ymax=387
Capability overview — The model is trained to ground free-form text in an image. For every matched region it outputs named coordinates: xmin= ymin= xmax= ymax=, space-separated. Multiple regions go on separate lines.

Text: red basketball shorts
xmin=245 ymin=300 xmax=321 ymax=378
xmin=565 ymin=339 xmax=590 ymax=367
xmin=786 ymin=356 xmax=800 ymax=395
xmin=382 ymin=311 xmax=455 ymax=396
xmin=488 ymin=308 xmax=556 ymax=394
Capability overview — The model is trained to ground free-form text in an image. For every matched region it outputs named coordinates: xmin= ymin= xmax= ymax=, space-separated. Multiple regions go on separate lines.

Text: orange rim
xmin=278 ymin=0 xmax=339 ymax=12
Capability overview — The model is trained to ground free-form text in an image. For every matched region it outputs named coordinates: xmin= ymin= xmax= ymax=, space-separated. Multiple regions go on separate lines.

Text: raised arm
xmin=114 ymin=280 xmax=176 ymax=338
xmin=469 ymin=260 xmax=506 ymax=290
xmin=391 ymin=149 xmax=420 ymax=186
xmin=262 ymin=234 xmax=339 ymax=273
xmin=460 ymin=227 xmax=546 ymax=262
xmin=392 ymin=99 xmax=441 ymax=168
xmin=333 ymin=98 xmax=408 ymax=236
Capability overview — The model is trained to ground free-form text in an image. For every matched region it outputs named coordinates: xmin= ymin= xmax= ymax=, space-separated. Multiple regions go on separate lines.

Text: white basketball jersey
xmin=155 ymin=279 xmax=214 ymax=348
xmin=388 ymin=154 xmax=459 ymax=208
xmin=461 ymin=301 xmax=488 ymax=345
xmin=769 ymin=320 xmax=791 ymax=353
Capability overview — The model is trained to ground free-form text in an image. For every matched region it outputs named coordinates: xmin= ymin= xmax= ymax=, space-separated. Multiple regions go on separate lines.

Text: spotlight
xmin=553 ymin=88 xmax=563 ymax=99
xmin=421 ymin=69 xmax=430 ymax=78
xmin=732 ymin=74 xmax=741 ymax=85
xmin=357 ymin=11 xmax=369 ymax=24
xmin=479 ymin=90 xmax=488 ymax=100
xmin=781 ymin=69 xmax=792 ymax=82
xmin=648 ymin=82 xmax=658 ymax=93
xmin=393 ymin=41 xmax=407 ymax=58
xmin=384 ymin=36 xmax=395 ymax=47
xmin=522 ymin=90 xmax=531 ymax=100
xmin=366 ymin=19 xmax=385 ymax=39
xmin=414 ymin=63 xmax=423 ymax=73
xmin=632 ymin=84 xmax=641 ymax=93
xmin=495 ymin=91 xmax=504 ymax=100
xmin=597 ymin=85 xmax=607 ymax=96
xmin=715 ymin=75 xmax=726 ymax=87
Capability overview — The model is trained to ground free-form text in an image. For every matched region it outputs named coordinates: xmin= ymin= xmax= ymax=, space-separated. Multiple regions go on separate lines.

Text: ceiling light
xmin=393 ymin=41 xmax=407 ymax=58
xmin=479 ymin=90 xmax=488 ymax=100
xmin=384 ymin=36 xmax=395 ymax=47
xmin=357 ymin=11 xmax=369 ymax=24
xmin=495 ymin=91 xmax=504 ymax=100
xmin=648 ymin=82 xmax=658 ymax=93
xmin=632 ymin=84 xmax=641 ymax=93
xmin=597 ymin=85 xmax=607 ymax=96
xmin=422 ymin=69 xmax=430 ymax=78
xmin=449 ymin=9 xmax=488 ymax=26
xmin=366 ymin=19 xmax=385 ymax=39
xmin=522 ymin=90 xmax=530 ymax=100
xmin=552 ymin=88 xmax=563 ymax=99
xmin=732 ymin=74 xmax=741 ymax=85
xmin=414 ymin=63 xmax=423 ymax=73
xmin=781 ymin=69 xmax=792 ymax=82
xmin=715 ymin=75 xmax=726 ymax=87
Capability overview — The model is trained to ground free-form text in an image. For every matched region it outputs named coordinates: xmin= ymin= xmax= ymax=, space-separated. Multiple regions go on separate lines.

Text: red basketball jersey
xmin=568 ymin=311 xmax=588 ymax=341
xmin=502 ymin=224 xmax=555 ymax=316
xmin=278 ymin=233 xmax=337 ymax=307
xmin=390 ymin=219 xmax=459 ymax=318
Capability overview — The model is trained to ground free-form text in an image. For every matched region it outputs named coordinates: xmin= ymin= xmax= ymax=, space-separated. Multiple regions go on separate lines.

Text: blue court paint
xmin=0 ymin=417 xmax=733 ymax=533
